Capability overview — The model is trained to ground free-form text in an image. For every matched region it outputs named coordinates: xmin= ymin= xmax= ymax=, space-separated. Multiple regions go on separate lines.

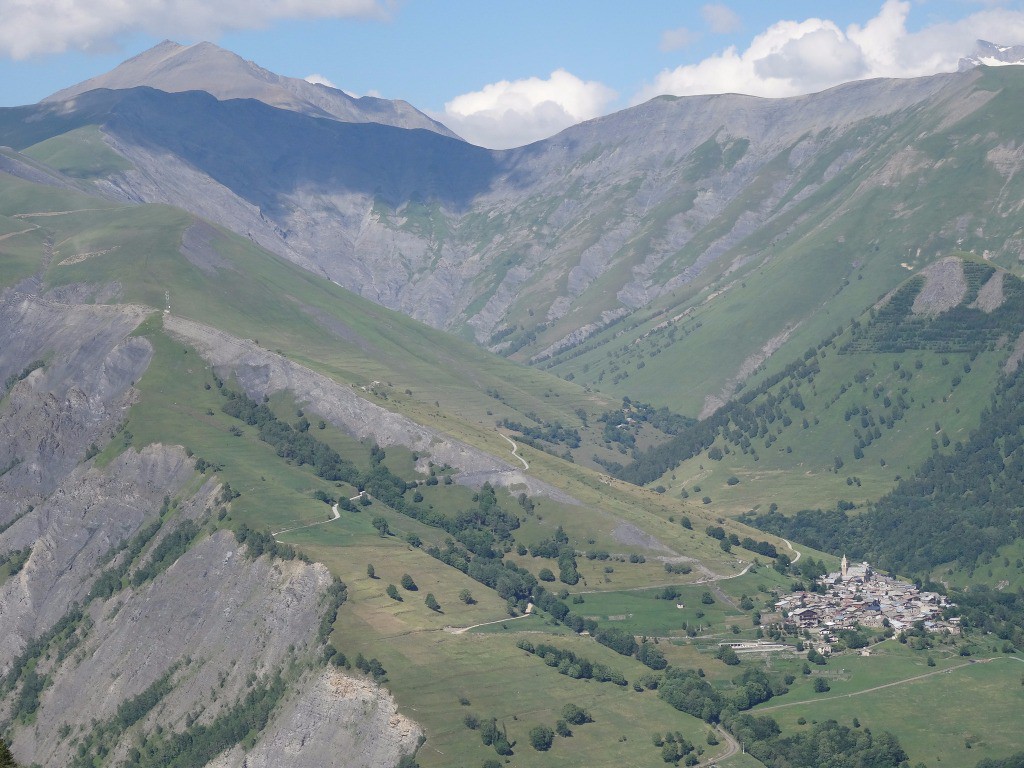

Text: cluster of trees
xmin=750 ymin=366 xmax=1024 ymax=577
xmin=499 ymin=417 xmax=581 ymax=449
xmin=591 ymin=628 xmax=667 ymax=670
xmin=659 ymin=667 xmax=784 ymax=722
xmin=3 ymin=359 xmax=43 ymax=395
xmin=727 ymin=715 xmax=908 ymax=768
xmin=516 ymin=640 xmax=627 ymax=685
xmin=233 ymin=524 xmax=305 ymax=563
xmin=652 ymin=731 xmax=697 ymax=765
xmin=116 ymin=673 xmax=288 ymax=768
xmin=844 ymin=262 xmax=1024 ymax=354
xmin=0 ymin=546 xmax=31 ymax=578
xmin=0 ymin=739 xmax=19 ymax=768
xmin=596 ymin=398 xmax=696 ymax=451
xmin=528 ymin=704 xmax=592 ymax=752
xmin=527 ymin=526 xmax=579 ymax=584
xmin=130 ymin=519 xmax=201 ymax=587
xmin=464 ymin=716 xmax=513 ymax=757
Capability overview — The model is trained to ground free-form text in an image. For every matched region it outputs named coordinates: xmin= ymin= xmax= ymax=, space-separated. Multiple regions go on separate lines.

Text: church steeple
xmin=841 ymin=554 xmax=849 ymax=581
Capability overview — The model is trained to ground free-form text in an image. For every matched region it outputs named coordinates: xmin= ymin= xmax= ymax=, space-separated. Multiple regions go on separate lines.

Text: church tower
xmin=841 ymin=554 xmax=848 ymax=581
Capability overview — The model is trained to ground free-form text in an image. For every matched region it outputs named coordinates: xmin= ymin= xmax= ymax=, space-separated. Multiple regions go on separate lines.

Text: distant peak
xmin=958 ymin=40 xmax=1024 ymax=71
xmin=40 ymin=39 xmax=462 ymax=140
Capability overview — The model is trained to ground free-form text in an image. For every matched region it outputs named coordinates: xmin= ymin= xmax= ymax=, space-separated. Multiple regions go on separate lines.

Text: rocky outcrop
xmin=209 ymin=671 xmax=422 ymax=768
xmin=163 ymin=313 xmax=579 ymax=502
xmin=0 ymin=293 xmax=152 ymax=522
xmin=0 ymin=296 xmax=423 ymax=768
xmin=911 ymin=256 xmax=968 ymax=316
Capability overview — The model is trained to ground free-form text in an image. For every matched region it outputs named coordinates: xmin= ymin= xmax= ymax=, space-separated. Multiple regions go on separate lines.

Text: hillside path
xmin=446 ymin=603 xmax=534 ymax=634
xmin=270 ymin=493 xmax=364 ymax=537
xmin=0 ymin=226 xmax=37 ymax=242
xmin=500 ymin=433 xmax=529 ymax=470
xmin=757 ymin=657 xmax=1002 ymax=713
xmin=783 ymin=538 xmax=801 ymax=564
xmin=702 ymin=725 xmax=740 ymax=766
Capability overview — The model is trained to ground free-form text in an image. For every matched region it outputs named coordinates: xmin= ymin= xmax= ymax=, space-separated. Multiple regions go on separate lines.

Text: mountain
xmin=5 ymin=43 xmax=1024 ymax=768
xmin=0 ymin=151 xmax=785 ymax=767
xmin=12 ymin=60 xmax=1024 ymax=424
xmin=959 ymin=40 xmax=1024 ymax=70
xmin=45 ymin=40 xmax=460 ymax=139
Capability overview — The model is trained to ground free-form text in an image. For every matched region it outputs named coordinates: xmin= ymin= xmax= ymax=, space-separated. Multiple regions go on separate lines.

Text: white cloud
xmin=660 ymin=27 xmax=699 ymax=53
xmin=0 ymin=0 xmax=389 ymax=59
xmin=634 ymin=0 xmax=1024 ymax=104
xmin=305 ymin=73 xmax=337 ymax=89
xmin=702 ymin=4 xmax=741 ymax=34
xmin=437 ymin=69 xmax=617 ymax=149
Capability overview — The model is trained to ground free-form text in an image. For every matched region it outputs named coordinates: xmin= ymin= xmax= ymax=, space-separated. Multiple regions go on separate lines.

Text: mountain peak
xmin=42 ymin=40 xmax=460 ymax=139
xmin=958 ymin=40 xmax=1024 ymax=71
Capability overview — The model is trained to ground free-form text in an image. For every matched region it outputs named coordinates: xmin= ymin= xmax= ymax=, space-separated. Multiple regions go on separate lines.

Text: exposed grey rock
xmin=911 ymin=256 xmax=967 ymax=316
xmin=971 ymin=269 xmax=1006 ymax=312
xmin=0 ymin=293 xmax=151 ymax=518
xmin=208 ymin=671 xmax=421 ymax=768
xmin=0 ymin=445 xmax=192 ymax=668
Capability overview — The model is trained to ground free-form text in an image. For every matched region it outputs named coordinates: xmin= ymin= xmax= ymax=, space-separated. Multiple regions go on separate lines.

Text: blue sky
xmin=2 ymin=1 xmax=1023 ymax=147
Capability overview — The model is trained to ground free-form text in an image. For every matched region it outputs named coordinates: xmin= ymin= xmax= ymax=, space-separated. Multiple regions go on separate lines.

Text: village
xmin=772 ymin=555 xmax=959 ymax=649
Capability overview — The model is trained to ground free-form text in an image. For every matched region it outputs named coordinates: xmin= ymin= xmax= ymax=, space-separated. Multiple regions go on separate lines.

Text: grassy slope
xmin=6 ymin=101 xmax=1024 ymax=765
xmin=0 ymin=167 xmax=611 ymax=440
xmin=661 ymin=346 xmax=1001 ymax=517
xmin=546 ymin=70 xmax=1024 ymax=418
xmin=753 ymin=644 xmax=1024 ymax=767
xmin=21 ymin=125 xmax=133 ymax=179
xmin=114 ymin=322 xmax=745 ymax=768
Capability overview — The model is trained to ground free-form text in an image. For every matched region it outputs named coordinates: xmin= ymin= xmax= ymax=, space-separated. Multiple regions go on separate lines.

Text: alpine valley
xmin=2 ymin=40 xmax=1024 ymax=768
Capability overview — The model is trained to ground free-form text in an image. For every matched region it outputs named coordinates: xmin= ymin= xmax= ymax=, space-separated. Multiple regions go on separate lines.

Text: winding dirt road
xmin=783 ymin=538 xmax=801 ymax=564
xmin=500 ymin=433 xmax=529 ymax=470
xmin=757 ymin=657 xmax=1004 ymax=713
xmin=447 ymin=603 xmax=534 ymax=634
xmin=271 ymin=502 xmax=341 ymax=537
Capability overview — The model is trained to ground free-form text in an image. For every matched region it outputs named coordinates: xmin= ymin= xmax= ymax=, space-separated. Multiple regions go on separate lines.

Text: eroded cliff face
xmin=0 ymin=293 xmax=422 ymax=767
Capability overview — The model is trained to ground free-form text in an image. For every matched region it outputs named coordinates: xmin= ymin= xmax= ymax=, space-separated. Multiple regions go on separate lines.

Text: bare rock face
xmin=911 ymin=256 xmax=968 ymax=316
xmin=0 ymin=297 xmax=422 ymax=768
xmin=0 ymin=293 xmax=152 ymax=523
xmin=209 ymin=671 xmax=422 ymax=768
xmin=0 ymin=445 xmax=193 ymax=666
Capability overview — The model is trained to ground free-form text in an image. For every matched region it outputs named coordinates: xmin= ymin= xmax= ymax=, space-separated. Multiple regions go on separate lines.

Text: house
xmin=789 ymin=607 xmax=818 ymax=627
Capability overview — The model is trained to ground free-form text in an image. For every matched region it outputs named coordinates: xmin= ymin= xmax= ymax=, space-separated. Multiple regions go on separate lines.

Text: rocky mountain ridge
xmin=0 ymin=286 xmax=422 ymax=767
xmin=9 ymin=58 xmax=1023 ymax=417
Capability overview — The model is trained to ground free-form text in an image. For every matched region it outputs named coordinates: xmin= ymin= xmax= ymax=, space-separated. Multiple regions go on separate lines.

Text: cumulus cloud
xmin=437 ymin=69 xmax=617 ymax=149
xmin=660 ymin=27 xmax=699 ymax=52
xmin=634 ymin=0 xmax=1024 ymax=103
xmin=305 ymin=73 xmax=338 ymax=89
xmin=702 ymin=4 xmax=742 ymax=34
xmin=0 ymin=0 xmax=389 ymax=59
